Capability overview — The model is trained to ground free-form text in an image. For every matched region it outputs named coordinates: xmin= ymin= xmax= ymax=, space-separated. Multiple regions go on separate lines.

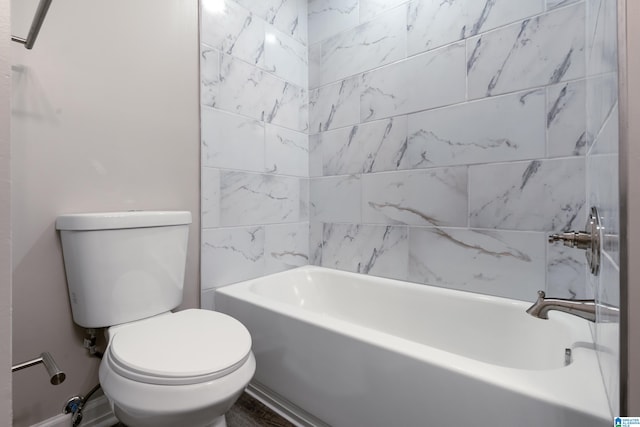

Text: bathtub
xmin=215 ymin=266 xmax=610 ymax=427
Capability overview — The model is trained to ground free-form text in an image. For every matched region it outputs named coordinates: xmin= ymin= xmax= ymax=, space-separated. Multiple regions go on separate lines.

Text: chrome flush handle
xmin=548 ymin=206 xmax=601 ymax=276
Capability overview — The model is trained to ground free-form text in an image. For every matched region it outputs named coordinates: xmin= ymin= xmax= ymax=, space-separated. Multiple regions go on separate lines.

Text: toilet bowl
xmin=99 ymin=310 xmax=255 ymax=427
xmin=56 ymin=211 xmax=256 ymax=427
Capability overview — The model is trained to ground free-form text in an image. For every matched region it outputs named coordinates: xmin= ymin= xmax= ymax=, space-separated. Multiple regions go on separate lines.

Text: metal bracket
xmin=10 ymin=0 xmax=53 ymax=50
xmin=548 ymin=206 xmax=602 ymax=275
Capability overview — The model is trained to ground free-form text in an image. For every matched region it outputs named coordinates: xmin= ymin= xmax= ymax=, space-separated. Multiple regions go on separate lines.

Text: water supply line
xmin=12 ymin=352 xmax=66 ymax=385
xmin=64 ymin=383 xmax=102 ymax=427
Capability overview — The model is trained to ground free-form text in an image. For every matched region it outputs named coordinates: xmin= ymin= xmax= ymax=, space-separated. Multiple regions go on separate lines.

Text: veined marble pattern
xmin=265 ymin=124 xmax=308 ymax=176
xmin=361 ymin=42 xmax=466 ymax=122
xmin=360 ymin=0 xmax=408 ymax=23
xmin=201 ymin=47 xmax=220 ymax=107
xmin=219 ymin=171 xmax=301 ymax=226
xmin=546 ymin=0 xmax=580 ymax=10
xmin=407 ymin=0 xmax=544 ymax=56
xmin=404 ymin=89 xmax=545 ymax=169
xmin=218 ymin=54 xmax=307 ymax=132
xmin=321 ymin=116 xmax=408 ymax=175
xmin=546 ymin=80 xmax=587 ymax=157
xmin=319 ymin=5 xmax=406 ymax=86
xmin=201 ymin=226 xmax=265 ymax=290
xmin=201 ymin=0 xmax=265 ymax=67
xmin=546 ymin=244 xmax=587 ymax=299
xmin=202 ymin=167 xmax=221 ymax=228
xmin=265 ymin=222 xmax=309 ymax=273
xmin=308 ymin=0 xmax=359 ymax=44
xmin=408 ymin=227 xmax=545 ymax=301
xmin=201 ymin=107 xmax=265 ymax=172
xmin=321 ymin=223 xmax=409 ymax=279
xmin=265 ymin=27 xmax=308 ymax=88
xmin=362 ymin=168 xmax=468 ymax=226
xmin=466 ymin=3 xmax=585 ymax=99
xmin=310 ymin=175 xmax=361 ymax=223
xmin=469 ymin=158 xmax=586 ymax=231
xmin=586 ymin=0 xmax=617 ymax=76
xmin=232 ymin=0 xmax=304 ymax=44
xmin=309 ymin=76 xmax=361 ymax=132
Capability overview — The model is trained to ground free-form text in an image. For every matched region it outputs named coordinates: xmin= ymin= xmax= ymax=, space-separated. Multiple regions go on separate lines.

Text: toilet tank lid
xmin=56 ymin=211 xmax=192 ymax=231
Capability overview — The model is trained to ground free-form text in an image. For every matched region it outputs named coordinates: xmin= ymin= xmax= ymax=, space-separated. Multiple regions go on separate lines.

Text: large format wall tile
xmin=321 ymin=116 xmax=408 ymax=175
xmin=308 ymin=0 xmax=359 ymax=44
xmin=407 ymin=0 xmax=544 ymax=56
xmin=322 ymin=223 xmax=409 ymax=278
xmin=265 ymin=222 xmax=310 ymax=273
xmin=310 ymin=176 xmax=361 ymax=223
xmin=265 ymin=27 xmax=308 ymax=88
xmin=201 ymin=47 xmax=220 ymax=107
xmin=245 ymin=0 xmax=305 ymax=43
xmin=319 ymin=5 xmax=406 ymax=85
xmin=361 ymin=42 xmax=466 ymax=121
xmin=547 ymin=244 xmax=588 ymax=299
xmin=202 ymin=0 xmax=266 ymax=67
xmin=469 ymin=158 xmax=585 ymax=231
xmin=201 ymin=226 xmax=265 ymax=290
xmin=218 ymin=54 xmax=307 ymax=131
xmin=408 ymin=227 xmax=545 ymax=301
xmin=265 ymin=124 xmax=309 ymax=176
xmin=546 ymin=80 xmax=587 ymax=157
xmin=202 ymin=167 xmax=221 ymax=228
xmin=466 ymin=3 xmax=585 ymax=99
xmin=404 ymin=89 xmax=545 ymax=168
xmin=362 ymin=168 xmax=468 ymax=226
xmin=310 ymin=76 xmax=361 ymax=132
xmin=201 ymin=107 xmax=265 ymax=172
xmin=585 ymin=0 xmax=617 ymax=76
xmin=220 ymin=171 xmax=301 ymax=226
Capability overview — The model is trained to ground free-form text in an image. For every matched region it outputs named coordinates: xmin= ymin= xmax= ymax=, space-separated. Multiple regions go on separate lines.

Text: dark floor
xmin=110 ymin=392 xmax=294 ymax=427
xmin=227 ymin=393 xmax=295 ymax=427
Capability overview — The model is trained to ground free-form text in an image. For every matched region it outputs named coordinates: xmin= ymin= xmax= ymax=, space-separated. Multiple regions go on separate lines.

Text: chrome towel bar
xmin=12 ymin=352 xmax=66 ymax=385
xmin=11 ymin=0 xmax=53 ymax=50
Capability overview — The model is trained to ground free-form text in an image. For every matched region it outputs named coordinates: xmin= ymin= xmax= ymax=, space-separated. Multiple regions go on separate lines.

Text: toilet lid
xmin=107 ymin=309 xmax=252 ymax=385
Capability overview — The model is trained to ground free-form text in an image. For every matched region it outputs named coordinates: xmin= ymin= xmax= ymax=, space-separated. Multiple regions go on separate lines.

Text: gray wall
xmin=10 ymin=0 xmax=200 ymax=424
xmin=308 ymin=0 xmax=588 ymax=302
xmin=199 ymin=0 xmax=310 ymax=308
xmin=0 ymin=0 xmax=12 ymax=424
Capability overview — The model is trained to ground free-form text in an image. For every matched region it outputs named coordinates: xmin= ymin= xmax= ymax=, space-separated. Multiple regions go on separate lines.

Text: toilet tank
xmin=56 ymin=211 xmax=192 ymax=328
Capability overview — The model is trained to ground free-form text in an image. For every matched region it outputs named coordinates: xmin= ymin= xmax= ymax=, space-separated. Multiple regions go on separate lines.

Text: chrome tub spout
xmin=526 ymin=291 xmax=619 ymax=323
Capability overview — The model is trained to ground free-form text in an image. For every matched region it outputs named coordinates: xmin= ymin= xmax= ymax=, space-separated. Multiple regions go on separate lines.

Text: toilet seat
xmin=106 ymin=309 xmax=252 ymax=386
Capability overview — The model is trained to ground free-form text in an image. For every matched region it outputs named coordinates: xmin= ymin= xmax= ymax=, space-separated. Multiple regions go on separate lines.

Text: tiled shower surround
xmin=308 ymin=0 xmax=590 ymax=302
xmin=200 ymin=0 xmax=620 ymax=416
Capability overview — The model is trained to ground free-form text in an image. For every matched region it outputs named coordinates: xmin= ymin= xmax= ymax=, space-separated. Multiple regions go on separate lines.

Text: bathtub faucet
xmin=526 ymin=291 xmax=619 ymax=323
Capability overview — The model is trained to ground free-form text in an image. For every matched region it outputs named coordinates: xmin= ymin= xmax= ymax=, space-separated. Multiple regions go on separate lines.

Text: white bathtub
xmin=215 ymin=266 xmax=610 ymax=427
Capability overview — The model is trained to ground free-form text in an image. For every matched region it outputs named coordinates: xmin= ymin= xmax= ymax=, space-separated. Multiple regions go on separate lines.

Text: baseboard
xmin=30 ymin=392 xmax=118 ymax=427
xmin=246 ymin=382 xmax=330 ymax=427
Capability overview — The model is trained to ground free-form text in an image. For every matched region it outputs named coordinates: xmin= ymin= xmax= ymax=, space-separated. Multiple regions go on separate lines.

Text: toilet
xmin=56 ymin=211 xmax=255 ymax=427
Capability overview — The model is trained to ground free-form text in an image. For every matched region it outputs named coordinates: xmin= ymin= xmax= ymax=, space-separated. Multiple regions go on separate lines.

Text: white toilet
xmin=56 ymin=211 xmax=255 ymax=427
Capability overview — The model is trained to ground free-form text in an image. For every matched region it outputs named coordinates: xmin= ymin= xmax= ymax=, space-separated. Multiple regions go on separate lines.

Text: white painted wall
xmin=10 ymin=0 xmax=200 ymax=425
xmin=0 ymin=0 xmax=12 ymax=425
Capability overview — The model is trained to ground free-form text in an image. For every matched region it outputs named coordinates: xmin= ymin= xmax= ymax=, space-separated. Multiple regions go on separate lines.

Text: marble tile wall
xmin=200 ymin=0 xmax=310 ymax=306
xmin=308 ymin=1 xmax=594 ymax=302
xmin=584 ymin=0 xmax=620 ymax=417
